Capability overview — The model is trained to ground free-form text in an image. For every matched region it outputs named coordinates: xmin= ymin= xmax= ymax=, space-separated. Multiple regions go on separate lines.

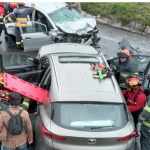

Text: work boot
xmin=16 ymin=44 xmax=21 ymax=49
xmin=0 ymin=41 xmax=2 ymax=44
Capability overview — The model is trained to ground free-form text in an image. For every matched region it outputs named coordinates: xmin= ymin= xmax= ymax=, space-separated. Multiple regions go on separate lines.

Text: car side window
xmin=2 ymin=54 xmax=37 ymax=67
xmin=35 ymin=10 xmax=54 ymax=31
xmin=19 ymin=21 xmax=47 ymax=33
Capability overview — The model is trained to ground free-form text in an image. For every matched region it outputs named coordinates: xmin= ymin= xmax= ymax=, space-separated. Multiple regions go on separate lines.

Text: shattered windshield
xmin=48 ymin=6 xmax=83 ymax=24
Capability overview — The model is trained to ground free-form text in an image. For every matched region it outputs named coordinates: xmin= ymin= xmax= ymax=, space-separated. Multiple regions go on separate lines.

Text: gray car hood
xmin=56 ymin=18 xmax=96 ymax=35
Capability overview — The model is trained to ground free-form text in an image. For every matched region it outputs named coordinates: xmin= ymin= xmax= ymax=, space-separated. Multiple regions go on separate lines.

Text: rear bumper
xmin=36 ymin=136 xmax=135 ymax=150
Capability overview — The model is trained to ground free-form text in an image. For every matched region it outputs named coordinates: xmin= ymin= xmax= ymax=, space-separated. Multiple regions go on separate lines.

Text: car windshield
xmin=48 ymin=6 xmax=83 ymax=24
xmin=51 ymin=102 xmax=128 ymax=132
xmin=59 ymin=56 xmax=100 ymax=63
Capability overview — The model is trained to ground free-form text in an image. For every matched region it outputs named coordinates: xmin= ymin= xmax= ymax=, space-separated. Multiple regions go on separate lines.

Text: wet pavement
xmin=1 ymin=24 xmax=149 ymax=150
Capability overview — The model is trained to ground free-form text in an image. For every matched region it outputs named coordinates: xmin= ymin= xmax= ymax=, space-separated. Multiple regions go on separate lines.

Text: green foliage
xmin=81 ymin=2 xmax=150 ymax=25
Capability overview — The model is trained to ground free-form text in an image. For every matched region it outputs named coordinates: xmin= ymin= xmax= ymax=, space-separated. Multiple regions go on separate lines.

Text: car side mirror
xmin=25 ymin=57 xmax=39 ymax=65
xmin=25 ymin=57 xmax=34 ymax=63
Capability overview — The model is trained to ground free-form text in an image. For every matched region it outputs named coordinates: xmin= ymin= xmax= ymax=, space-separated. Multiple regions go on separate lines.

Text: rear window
xmin=51 ymin=102 xmax=128 ymax=132
xmin=59 ymin=56 xmax=100 ymax=63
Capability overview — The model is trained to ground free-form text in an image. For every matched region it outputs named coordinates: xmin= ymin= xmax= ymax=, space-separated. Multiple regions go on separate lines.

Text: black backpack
xmin=6 ymin=109 xmax=23 ymax=135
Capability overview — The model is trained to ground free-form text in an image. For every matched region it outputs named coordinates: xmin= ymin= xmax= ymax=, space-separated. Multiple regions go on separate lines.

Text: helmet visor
xmin=117 ymin=52 xmax=128 ymax=58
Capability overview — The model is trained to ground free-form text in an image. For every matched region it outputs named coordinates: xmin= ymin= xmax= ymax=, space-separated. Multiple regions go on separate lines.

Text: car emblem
xmin=87 ymin=139 xmax=97 ymax=144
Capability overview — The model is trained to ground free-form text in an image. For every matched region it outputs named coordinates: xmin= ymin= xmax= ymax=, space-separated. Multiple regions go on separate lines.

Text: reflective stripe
xmin=145 ymin=103 xmax=150 ymax=112
xmin=0 ymin=22 xmax=3 ymax=24
xmin=121 ymin=74 xmax=129 ymax=77
xmin=32 ymin=5 xmax=35 ymax=8
xmin=16 ymin=42 xmax=21 ymax=44
xmin=8 ymin=17 xmax=12 ymax=22
xmin=21 ymin=40 xmax=23 ymax=43
xmin=16 ymin=18 xmax=27 ymax=21
xmin=5 ymin=35 xmax=7 ymax=37
xmin=143 ymin=121 xmax=150 ymax=127
xmin=139 ymin=115 xmax=146 ymax=121
xmin=22 ymin=102 xmax=29 ymax=107
xmin=0 ymin=16 xmax=3 ymax=18
xmin=15 ymin=18 xmax=27 ymax=27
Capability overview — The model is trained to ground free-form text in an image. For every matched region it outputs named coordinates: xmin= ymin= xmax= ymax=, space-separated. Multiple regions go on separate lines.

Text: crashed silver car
xmin=4 ymin=2 xmax=100 ymax=52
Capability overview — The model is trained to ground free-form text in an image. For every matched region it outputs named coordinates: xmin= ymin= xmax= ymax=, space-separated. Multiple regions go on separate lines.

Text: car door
xmin=3 ymin=13 xmax=16 ymax=37
xmin=107 ymin=55 xmax=150 ymax=90
xmin=18 ymin=21 xmax=54 ymax=52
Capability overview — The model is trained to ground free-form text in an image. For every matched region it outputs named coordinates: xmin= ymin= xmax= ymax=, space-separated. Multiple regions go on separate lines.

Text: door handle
xmin=25 ymin=37 xmax=31 ymax=40
xmin=8 ymin=26 xmax=14 ymax=28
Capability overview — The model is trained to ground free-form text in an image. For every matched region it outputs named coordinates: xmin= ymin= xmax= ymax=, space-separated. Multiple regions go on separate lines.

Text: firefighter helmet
xmin=0 ymin=90 xmax=9 ymax=101
xmin=18 ymin=2 xmax=25 ymax=6
xmin=117 ymin=49 xmax=131 ymax=59
xmin=10 ymin=2 xmax=17 ymax=9
xmin=0 ymin=2 xmax=6 ymax=7
xmin=126 ymin=78 xmax=142 ymax=90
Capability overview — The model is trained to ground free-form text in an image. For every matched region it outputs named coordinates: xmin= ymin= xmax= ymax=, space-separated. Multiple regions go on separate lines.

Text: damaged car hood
xmin=56 ymin=18 xmax=96 ymax=35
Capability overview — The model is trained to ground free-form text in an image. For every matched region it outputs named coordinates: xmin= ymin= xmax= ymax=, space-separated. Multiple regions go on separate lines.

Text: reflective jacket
xmin=11 ymin=5 xmax=34 ymax=28
xmin=0 ymin=6 xmax=5 ymax=24
xmin=122 ymin=89 xmax=146 ymax=112
xmin=139 ymin=96 xmax=150 ymax=128
xmin=116 ymin=59 xmax=138 ymax=78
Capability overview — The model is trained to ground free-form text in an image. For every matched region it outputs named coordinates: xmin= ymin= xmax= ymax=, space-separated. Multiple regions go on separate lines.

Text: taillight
xmin=41 ymin=122 xmax=66 ymax=141
xmin=117 ymin=128 xmax=136 ymax=142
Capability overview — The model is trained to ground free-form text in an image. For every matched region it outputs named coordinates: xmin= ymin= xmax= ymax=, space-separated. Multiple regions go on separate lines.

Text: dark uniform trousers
xmin=16 ymin=27 xmax=26 ymax=48
xmin=141 ymin=125 xmax=150 ymax=150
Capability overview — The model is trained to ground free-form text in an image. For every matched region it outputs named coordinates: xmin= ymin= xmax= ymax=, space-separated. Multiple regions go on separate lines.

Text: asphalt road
xmin=1 ymin=24 xmax=149 ymax=150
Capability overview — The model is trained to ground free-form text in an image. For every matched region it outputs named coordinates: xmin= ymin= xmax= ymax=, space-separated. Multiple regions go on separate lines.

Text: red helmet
xmin=18 ymin=2 xmax=25 ymax=6
xmin=0 ymin=90 xmax=9 ymax=101
xmin=10 ymin=2 xmax=17 ymax=9
xmin=0 ymin=2 xmax=6 ymax=7
xmin=117 ymin=49 xmax=131 ymax=59
xmin=126 ymin=78 xmax=142 ymax=90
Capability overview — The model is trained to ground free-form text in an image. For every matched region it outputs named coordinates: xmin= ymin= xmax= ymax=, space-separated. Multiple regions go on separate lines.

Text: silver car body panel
xmin=56 ymin=18 xmax=96 ymax=35
xmin=35 ymin=44 xmax=135 ymax=150
xmin=38 ymin=43 xmax=98 ymax=58
xmin=4 ymin=22 xmax=16 ymax=36
xmin=18 ymin=21 xmax=53 ymax=51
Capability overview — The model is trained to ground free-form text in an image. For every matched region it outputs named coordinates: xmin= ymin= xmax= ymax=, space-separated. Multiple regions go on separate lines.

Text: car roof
xmin=49 ymin=54 xmax=124 ymax=103
xmin=39 ymin=43 xmax=98 ymax=57
xmin=25 ymin=2 xmax=66 ymax=14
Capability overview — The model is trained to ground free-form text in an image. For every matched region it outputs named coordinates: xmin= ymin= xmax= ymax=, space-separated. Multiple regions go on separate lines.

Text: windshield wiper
xmin=91 ymin=126 xmax=116 ymax=130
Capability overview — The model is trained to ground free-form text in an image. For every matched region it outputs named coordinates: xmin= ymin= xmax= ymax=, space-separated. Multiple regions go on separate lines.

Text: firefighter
xmin=139 ymin=96 xmax=150 ymax=150
xmin=10 ymin=2 xmax=35 ymax=49
xmin=0 ymin=2 xmax=6 ymax=37
xmin=69 ymin=2 xmax=81 ymax=13
xmin=114 ymin=49 xmax=138 ymax=84
xmin=4 ymin=2 xmax=17 ymax=15
xmin=122 ymin=78 xmax=146 ymax=136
